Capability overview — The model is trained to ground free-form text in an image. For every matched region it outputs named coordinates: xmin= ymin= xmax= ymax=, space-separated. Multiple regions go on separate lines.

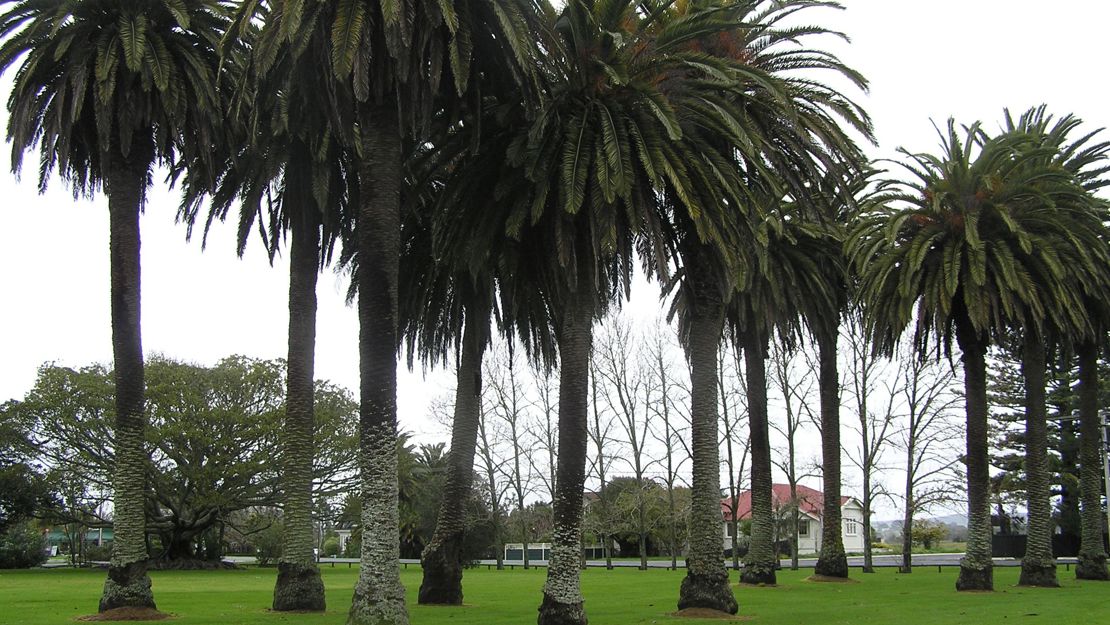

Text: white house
xmin=721 ymin=483 xmax=866 ymax=555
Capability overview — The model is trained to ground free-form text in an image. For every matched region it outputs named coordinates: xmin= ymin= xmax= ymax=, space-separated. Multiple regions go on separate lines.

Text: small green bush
xmin=0 ymin=522 xmax=47 ymax=569
xmin=343 ymin=533 xmax=361 ymax=558
xmin=84 ymin=544 xmax=111 ymax=563
xmin=252 ymin=521 xmax=283 ymax=567
xmin=321 ymin=537 xmax=339 ymax=557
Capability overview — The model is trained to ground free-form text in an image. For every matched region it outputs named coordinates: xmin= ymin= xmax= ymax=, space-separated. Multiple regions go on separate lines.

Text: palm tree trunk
xmin=1076 ymin=340 xmax=1109 ymax=580
xmin=1019 ymin=329 xmax=1058 ymax=587
xmin=954 ymin=314 xmax=993 ymax=592
xmin=677 ymin=308 xmax=737 ymax=613
xmin=742 ymin=330 xmax=777 ymax=586
xmin=814 ymin=331 xmax=848 ymax=578
xmin=99 ymin=155 xmax=157 ymax=613
xmin=537 ymin=287 xmax=594 ymax=625
xmin=348 ymin=102 xmax=409 ymax=625
xmin=273 ymin=199 xmax=326 ymax=611
xmin=419 ymin=311 xmax=487 ymax=604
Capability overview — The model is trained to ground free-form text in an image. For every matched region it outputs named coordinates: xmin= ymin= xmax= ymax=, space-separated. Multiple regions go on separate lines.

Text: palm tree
xmin=1011 ymin=111 xmax=1110 ymax=584
xmin=657 ymin=0 xmax=870 ymax=597
xmin=849 ymin=118 xmax=1098 ymax=591
xmin=397 ymin=149 xmax=498 ymax=604
xmin=415 ymin=303 xmax=491 ymax=604
xmin=178 ymin=4 xmax=358 ymax=610
xmin=803 ymin=170 xmax=889 ymax=579
xmin=0 ymin=0 xmax=225 ymax=612
xmin=1075 ymin=335 xmax=1110 ymax=580
xmin=799 ymin=217 xmax=850 ymax=580
xmin=429 ymin=1 xmax=803 ymax=620
xmin=993 ymin=107 xmax=1110 ymax=588
xmin=229 ymin=2 xmax=537 ymax=622
xmin=726 ymin=201 xmax=850 ymax=586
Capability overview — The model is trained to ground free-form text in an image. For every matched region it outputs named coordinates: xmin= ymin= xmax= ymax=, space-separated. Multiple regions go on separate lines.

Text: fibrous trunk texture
xmin=348 ymin=103 xmax=409 ymax=625
xmin=678 ymin=308 xmax=737 ymax=614
xmin=742 ymin=331 xmax=776 ymax=586
xmin=954 ymin=316 xmax=993 ymax=592
xmin=419 ymin=316 xmax=486 ymax=604
xmin=1018 ymin=331 xmax=1058 ymax=588
xmin=537 ymin=288 xmax=593 ymax=625
xmin=274 ymin=206 xmax=326 ymax=611
xmin=99 ymin=155 xmax=156 ymax=613
xmin=814 ymin=331 xmax=848 ymax=579
xmin=1076 ymin=341 xmax=1109 ymax=581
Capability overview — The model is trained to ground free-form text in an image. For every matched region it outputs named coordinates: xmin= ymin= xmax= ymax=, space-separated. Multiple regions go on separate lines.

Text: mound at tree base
xmin=671 ymin=608 xmax=750 ymax=620
xmin=147 ymin=559 xmax=240 ymax=571
xmin=808 ymin=574 xmax=860 ymax=583
xmin=78 ymin=607 xmax=172 ymax=621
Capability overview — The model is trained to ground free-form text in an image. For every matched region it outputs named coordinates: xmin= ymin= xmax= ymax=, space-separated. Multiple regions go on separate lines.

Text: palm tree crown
xmin=2 ymin=0 xmax=226 ymax=190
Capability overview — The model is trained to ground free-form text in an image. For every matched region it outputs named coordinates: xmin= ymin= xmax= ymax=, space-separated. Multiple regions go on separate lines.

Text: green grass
xmin=0 ymin=565 xmax=1107 ymax=624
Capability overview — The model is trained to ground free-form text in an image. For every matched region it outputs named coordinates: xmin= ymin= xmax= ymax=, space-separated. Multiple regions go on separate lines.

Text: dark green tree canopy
xmin=0 ymin=0 xmax=228 ymax=193
xmin=2 ymin=355 xmax=358 ymax=564
xmin=850 ymin=114 xmax=1110 ymax=357
xmin=0 ymin=405 xmax=53 ymax=533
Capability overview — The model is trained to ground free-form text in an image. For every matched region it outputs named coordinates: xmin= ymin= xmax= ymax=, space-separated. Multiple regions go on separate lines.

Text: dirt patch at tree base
xmin=77 ymin=607 xmax=172 ymax=621
xmin=671 ymin=608 xmax=750 ymax=620
xmin=807 ymin=575 xmax=860 ymax=583
xmin=148 ymin=558 xmax=240 ymax=571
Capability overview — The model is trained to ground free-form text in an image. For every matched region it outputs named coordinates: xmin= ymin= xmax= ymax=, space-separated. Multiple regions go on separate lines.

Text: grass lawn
xmin=1 ymin=565 xmax=1107 ymax=624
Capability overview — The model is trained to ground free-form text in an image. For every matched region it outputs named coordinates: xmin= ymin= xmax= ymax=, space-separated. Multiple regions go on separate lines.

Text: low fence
xmin=992 ymin=533 xmax=1110 ymax=558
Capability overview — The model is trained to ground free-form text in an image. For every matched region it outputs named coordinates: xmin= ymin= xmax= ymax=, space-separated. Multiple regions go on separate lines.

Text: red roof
xmin=720 ymin=484 xmax=851 ymax=522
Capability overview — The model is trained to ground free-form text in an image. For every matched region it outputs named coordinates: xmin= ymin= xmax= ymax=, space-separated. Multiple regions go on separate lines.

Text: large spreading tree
xmin=3 ymin=357 xmax=359 ymax=566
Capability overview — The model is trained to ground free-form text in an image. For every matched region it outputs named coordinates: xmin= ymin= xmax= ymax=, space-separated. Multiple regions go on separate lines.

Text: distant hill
xmin=928 ymin=513 xmax=968 ymax=527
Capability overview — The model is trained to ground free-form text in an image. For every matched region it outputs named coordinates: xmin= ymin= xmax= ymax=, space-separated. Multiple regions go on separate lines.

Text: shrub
xmin=84 ymin=544 xmax=111 ymax=563
xmin=0 ymin=522 xmax=47 ymax=569
xmin=253 ymin=521 xmax=283 ymax=567
xmin=343 ymin=533 xmax=361 ymax=558
xmin=322 ymin=537 xmax=339 ymax=557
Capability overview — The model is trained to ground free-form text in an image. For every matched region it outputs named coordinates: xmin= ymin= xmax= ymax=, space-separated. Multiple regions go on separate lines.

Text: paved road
xmin=304 ymin=552 xmax=1079 ymax=570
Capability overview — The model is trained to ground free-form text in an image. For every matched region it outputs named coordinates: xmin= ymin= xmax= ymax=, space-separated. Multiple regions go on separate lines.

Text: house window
xmin=798 ymin=520 xmax=809 ymax=537
xmin=845 ymin=518 xmax=859 ymax=536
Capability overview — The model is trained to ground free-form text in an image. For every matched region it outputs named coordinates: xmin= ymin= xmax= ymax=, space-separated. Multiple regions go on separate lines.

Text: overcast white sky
xmin=1 ymin=1 xmax=1106 ymax=517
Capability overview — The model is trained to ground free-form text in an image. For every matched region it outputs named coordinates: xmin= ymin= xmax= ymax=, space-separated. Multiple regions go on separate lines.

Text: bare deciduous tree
xmin=594 ymin=318 xmax=656 ymax=569
xmin=895 ymin=346 xmax=964 ymax=572
xmin=718 ymin=341 xmax=750 ymax=570
xmin=645 ymin=319 xmax=691 ymax=570
xmin=587 ymin=353 xmax=618 ymax=569
xmin=842 ymin=315 xmax=897 ymax=572
xmin=485 ymin=346 xmax=537 ymax=568
xmin=770 ymin=340 xmax=819 ymax=570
